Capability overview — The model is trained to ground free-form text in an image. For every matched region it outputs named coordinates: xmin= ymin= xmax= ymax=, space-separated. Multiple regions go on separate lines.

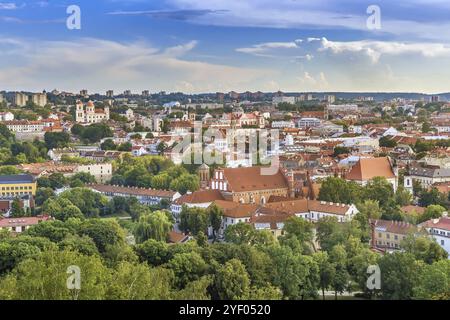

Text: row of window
xmin=378 ymin=233 xmax=405 ymax=241
xmin=0 ymin=192 xmax=33 ymax=196
xmin=1 ymin=186 xmax=33 ymax=191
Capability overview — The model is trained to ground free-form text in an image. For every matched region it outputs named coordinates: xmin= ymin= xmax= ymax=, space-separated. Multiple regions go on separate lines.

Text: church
xmin=75 ymin=100 xmax=110 ymax=124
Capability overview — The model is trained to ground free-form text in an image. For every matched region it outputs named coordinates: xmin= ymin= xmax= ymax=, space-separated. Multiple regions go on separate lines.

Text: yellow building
xmin=0 ymin=174 xmax=37 ymax=197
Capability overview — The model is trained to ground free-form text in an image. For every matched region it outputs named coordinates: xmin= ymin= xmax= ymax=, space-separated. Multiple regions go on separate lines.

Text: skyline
xmin=2 ymin=1 xmax=450 ymax=93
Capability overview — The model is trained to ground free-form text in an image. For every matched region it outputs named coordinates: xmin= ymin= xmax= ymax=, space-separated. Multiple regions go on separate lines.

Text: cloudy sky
xmin=1 ymin=0 xmax=450 ymax=93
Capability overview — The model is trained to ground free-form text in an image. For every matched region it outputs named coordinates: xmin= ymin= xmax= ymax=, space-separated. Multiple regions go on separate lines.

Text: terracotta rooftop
xmin=265 ymin=199 xmax=352 ymax=216
xmin=371 ymin=219 xmax=417 ymax=235
xmin=168 ymin=231 xmax=189 ymax=243
xmin=221 ymin=167 xmax=289 ymax=192
xmin=346 ymin=157 xmax=395 ymax=181
xmin=212 ymin=200 xmax=259 ymax=218
xmin=0 ymin=215 xmax=50 ymax=228
xmin=174 ymin=189 xmax=224 ymax=205
xmin=420 ymin=216 xmax=450 ymax=231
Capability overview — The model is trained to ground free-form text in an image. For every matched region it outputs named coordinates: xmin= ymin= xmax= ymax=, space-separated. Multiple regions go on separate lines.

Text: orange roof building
xmin=346 ymin=157 xmax=397 ymax=190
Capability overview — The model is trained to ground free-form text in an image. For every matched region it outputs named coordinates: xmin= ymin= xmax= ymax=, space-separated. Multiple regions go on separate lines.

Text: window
xmin=441 ymin=240 xmax=445 ymax=246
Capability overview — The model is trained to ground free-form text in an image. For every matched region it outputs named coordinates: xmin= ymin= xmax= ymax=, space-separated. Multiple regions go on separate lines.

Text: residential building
xmin=31 ymin=93 xmax=47 ymax=107
xmin=0 ymin=174 xmax=37 ymax=197
xmin=13 ymin=92 xmax=28 ymax=107
xmin=19 ymin=162 xmax=113 ymax=183
xmin=327 ymin=104 xmax=358 ymax=112
xmin=213 ymin=200 xmax=258 ymax=230
xmin=0 ymin=215 xmax=51 ymax=233
xmin=0 ymin=195 xmax=34 ymax=215
xmin=89 ymin=184 xmax=181 ymax=206
xmin=0 ymin=112 xmax=14 ymax=121
xmin=420 ymin=217 xmax=450 ymax=258
xmin=171 ymin=189 xmax=225 ymax=219
xmin=272 ymin=96 xmax=296 ymax=105
xmin=298 ymin=117 xmax=321 ymax=128
xmin=370 ymin=219 xmax=417 ymax=251
xmin=404 ymin=165 xmax=450 ymax=193
xmin=346 ymin=157 xmax=398 ymax=190
xmin=271 ymin=120 xmax=295 ymax=129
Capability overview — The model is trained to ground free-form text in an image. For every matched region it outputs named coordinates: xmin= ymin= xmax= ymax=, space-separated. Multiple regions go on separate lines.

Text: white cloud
xmin=0 ymin=2 xmax=19 ymax=10
xmin=0 ymin=37 xmax=272 ymax=93
xmin=237 ymin=37 xmax=450 ymax=64
xmin=317 ymin=38 xmax=450 ymax=63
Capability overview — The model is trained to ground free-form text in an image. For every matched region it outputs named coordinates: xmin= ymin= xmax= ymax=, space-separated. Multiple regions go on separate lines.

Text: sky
xmin=1 ymin=0 xmax=450 ymax=94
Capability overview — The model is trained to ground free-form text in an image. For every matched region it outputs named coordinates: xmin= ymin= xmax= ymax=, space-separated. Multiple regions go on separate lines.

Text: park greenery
xmin=110 ymin=155 xmax=199 ymax=194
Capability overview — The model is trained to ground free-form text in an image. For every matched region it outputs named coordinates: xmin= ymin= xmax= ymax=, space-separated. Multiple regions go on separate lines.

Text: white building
xmin=75 ymin=100 xmax=110 ymax=123
xmin=14 ymin=92 xmax=28 ymax=107
xmin=31 ymin=93 xmax=47 ymax=107
xmin=0 ymin=112 xmax=14 ymax=122
xmin=271 ymin=120 xmax=295 ymax=128
xmin=327 ymin=104 xmax=358 ymax=112
xmin=404 ymin=165 xmax=450 ymax=194
xmin=420 ymin=217 xmax=450 ymax=258
xmin=272 ymin=96 xmax=296 ymax=105
xmin=298 ymin=117 xmax=321 ymax=128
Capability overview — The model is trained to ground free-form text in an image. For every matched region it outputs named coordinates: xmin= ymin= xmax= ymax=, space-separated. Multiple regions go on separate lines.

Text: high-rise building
xmin=80 ymin=89 xmax=88 ymax=97
xmin=325 ymin=94 xmax=336 ymax=104
xmin=430 ymin=95 xmax=440 ymax=103
xmin=142 ymin=90 xmax=150 ymax=97
xmin=106 ymin=90 xmax=114 ymax=98
xmin=228 ymin=91 xmax=239 ymax=100
xmin=31 ymin=93 xmax=47 ymax=107
xmin=216 ymin=92 xmax=225 ymax=102
xmin=13 ymin=92 xmax=28 ymax=107
xmin=124 ymin=90 xmax=131 ymax=96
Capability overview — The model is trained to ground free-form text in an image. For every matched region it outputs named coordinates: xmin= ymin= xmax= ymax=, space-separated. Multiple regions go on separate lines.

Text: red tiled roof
xmin=421 ymin=216 xmax=450 ymax=231
xmin=221 ymin=167 xmax=289 ymax=192
xmin=174 ymin=189 xmax=224 ymax=205
xmin=0 ymin=215 xmax=50 ymax=228
xmin=346 ymin=157 xmax=395 ymax=181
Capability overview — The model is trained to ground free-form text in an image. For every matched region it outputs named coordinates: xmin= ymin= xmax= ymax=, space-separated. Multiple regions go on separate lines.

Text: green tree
xmin=379 ymin=252 xmax=422 ymax=300
xmin=0 ymin=249 xmax=110 ymax=300
xmin=78 ymin=219 xmax=126 ymax=253
xmin=214 ymin=259 xmax=250 ymax=300
xmin=35 ymin=187 xmax=54 ymax=206
xmin=329 ymin=244 xmax=350 ymax=299
xmin=313 ymin=251 xmax=335 ymax=300
xmin=100 ymin=139 xmax=116 ymax=151
xmin=168 ymin=252 xmax=208 ymax=288
xmin=108 ymin=262 xmax=172 ymax=300
xmin=10 ymin=198 xmax=26 ymax=218
xmin=401 ymin=235 xmax=448 ymax=264
xmin=179 ymin=206 xmax=209 ymax=236
xmin=44 ymin=132 xmax=70 ymax=149
xmin=134 ymin=239 xmax=170 ymax=267
xmin=134 ymin=211 xmax=173 ymax=243
xmin=413 ymin=260 xmax=450 ymax=300
xmin=418 ymin=205 xmax=447 ymax=224
xmin=208 ymin=205 xmax=223 ymax=241
xmin=318 ymin=177 xmax=362 ymax=204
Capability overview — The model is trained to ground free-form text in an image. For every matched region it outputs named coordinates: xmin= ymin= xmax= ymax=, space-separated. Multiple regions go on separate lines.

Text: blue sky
xmin=2 ymin=0 xmax=450 ymax=93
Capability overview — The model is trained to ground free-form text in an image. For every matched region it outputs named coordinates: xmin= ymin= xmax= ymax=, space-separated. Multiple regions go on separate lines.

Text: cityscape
xmin=0 ymin=0 xmax=449 ymax=306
